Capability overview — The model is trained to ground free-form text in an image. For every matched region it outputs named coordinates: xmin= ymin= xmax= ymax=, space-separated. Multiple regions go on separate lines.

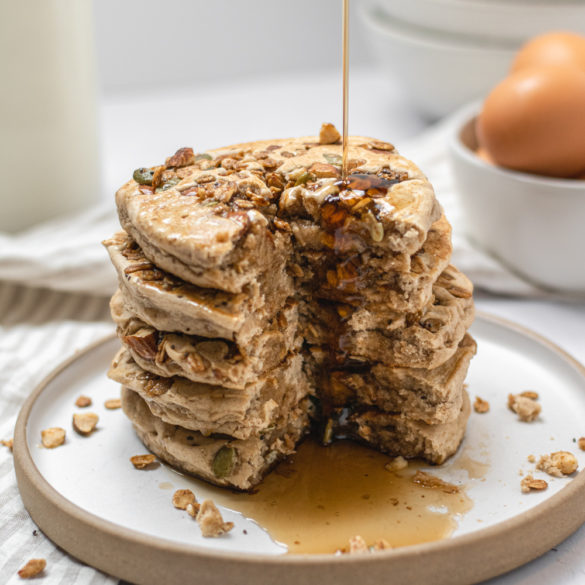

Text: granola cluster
xmin=172 ymin=488 xmax=233 ymax=537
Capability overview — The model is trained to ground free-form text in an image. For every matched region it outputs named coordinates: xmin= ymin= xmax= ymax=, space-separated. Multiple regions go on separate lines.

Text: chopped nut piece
xmin=130 ymin=454 xmax=157 ymax=469
xmin=527 ymin=454 xmax=536 ymax=463
xmin=1 ymin=438 xmax=13 ymax=451
xmin=385 ymin=456 xmax=408 ymax=473
xmin=520 ymin=474 xmax=548 ymax=493
xmin=104 ymin=399 xmax=122 ymax=410
xmin=122 ymin=331 xmax=158 ymax=360
xmin=173 ymin=489 xmax=197 ymax=510
xmin=578 ymin=437 xmax=585 ymax=451
xmin=41 ymin=427 xmax=66 ymax=449
xmin=473 ymin=396 xmax=490 ymax=414
xmin=412 ymin=471 xmax=460 ymax=494
xmin=273 ymin=217 xmax=292 ymax=232
xmin=537 ymin=451 xmax=578 ymax=477
xmin=309 ymin=162 xmax=340 ymax=178
xmin=368 ymin=140 xmax=394 ymax=152
xmin=75 ymin=395 xmax=92 ymax=408
xmin=319 ymin=123 xmax=341 ymax=145
xmin=72 ymin=412 xmax=99 ymax=436
xmin=186 ymin=502 xmax=201 ymax=517
xmin=166 ymin=147 xmax=195 ymax=168
xmin=17 ymin=558 xmax=46 ymax=578
xmin=520 ymin=390 xmax=539 ymax=400
xmin=508 ymin=393 xmax=541 ymax=422
xmin=196 ymin=500 xmax=234 ymax=537
xmin=151 ymin=165 xmax=165 ymax=190
xmin=349 ymin=535 xmax=368 ymax=554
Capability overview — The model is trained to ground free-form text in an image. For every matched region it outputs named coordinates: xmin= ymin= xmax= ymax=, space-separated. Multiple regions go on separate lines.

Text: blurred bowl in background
xmin=449 ymin=104 xmax=585 ymax=293
xmin=360 ymin=5 xmax=516 ymax=119
xmin=365 ymin=0 xmax=585 ymax=43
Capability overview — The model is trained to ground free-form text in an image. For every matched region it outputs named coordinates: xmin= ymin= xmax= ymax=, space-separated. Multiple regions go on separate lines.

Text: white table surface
xmin=6 ymin=67 xmax=584 ymax=584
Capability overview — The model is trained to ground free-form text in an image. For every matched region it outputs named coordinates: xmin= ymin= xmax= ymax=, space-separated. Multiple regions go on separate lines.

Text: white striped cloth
xmin=0 ymin=282 xmax=117 ymax=585
xmin=0 ymin=204 xmax=118 ymax=297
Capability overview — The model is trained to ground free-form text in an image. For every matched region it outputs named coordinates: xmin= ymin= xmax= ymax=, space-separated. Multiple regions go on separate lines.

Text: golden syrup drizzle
xmin=210 ymin=439 xmax=473 ymax=554
xmin=341 ymin=0 xmax=350 ymax=180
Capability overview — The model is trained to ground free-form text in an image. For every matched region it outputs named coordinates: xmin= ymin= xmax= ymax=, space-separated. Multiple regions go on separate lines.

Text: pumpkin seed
xmin=323 ymin=153 xmax=342 ymax=165
xmin=294 ymin=172 xmax=313 ymax=186
xmin=133 ymin=167 xmax=155 ymax=185
xmin=212 ymin=446 xmax=236 ymax=478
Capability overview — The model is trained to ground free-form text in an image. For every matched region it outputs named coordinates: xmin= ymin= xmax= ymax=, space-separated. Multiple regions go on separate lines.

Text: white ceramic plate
xmin=13 ymin=313 xmax=585 ymax=585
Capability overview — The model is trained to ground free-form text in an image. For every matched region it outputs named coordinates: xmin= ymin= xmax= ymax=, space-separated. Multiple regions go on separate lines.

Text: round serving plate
xmin=13 ymin=313 xmax=585 ymax=585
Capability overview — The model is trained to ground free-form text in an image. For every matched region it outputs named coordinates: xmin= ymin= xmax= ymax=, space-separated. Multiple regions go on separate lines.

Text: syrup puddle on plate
xmin=206 ymin=439 xmax=476 ymax=554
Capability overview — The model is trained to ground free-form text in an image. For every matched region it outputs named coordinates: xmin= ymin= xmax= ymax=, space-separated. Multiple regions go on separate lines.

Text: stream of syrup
xmin=341 ymin=0 xmax=350 ymax=180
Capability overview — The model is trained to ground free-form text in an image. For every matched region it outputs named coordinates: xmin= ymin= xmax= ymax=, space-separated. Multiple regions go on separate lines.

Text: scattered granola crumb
xmin=319 ymin=122 xmax=341 ymax=145
xmin=508 ymin=393 xmax=541 ymax=422
xmin=41 ymin=427 xmax=66 ymax=449
xmin=339 ymin=536 xmax=392 ymax=554
xmin=527 ymin=454 xmax=536 ymax=463
xmin=18 ymin=558 xmax=46 ymax=579
xmin=75 ymin=395 xmax=92 ymax=408
xmin=537 ymin=451 xmax=578 ymax=477
xmin=72 ymin=412 xmax=98 ymax=436
xmin=173 ymin=489 xmax=197 ymax=510
xmin=578 ymin=437 xmax=585 ymax=451
xmin=104 ymin=398 xmax=122 ymax=410
xmin=520 ymin=474 xmax=548 ymax=493
xmin=412 ymin=471 xmax=460 ymax=494
xmin=130 ymin=454 xmax=157 ymax=469
xmin=473 ymin=396 xmax=490 ymax=414
xmin=384 ymin=456 xmax=408 ymax=473
xmin=1 ymin=438 xmax=13 ymax=451
xmin=196 ymin=500 xmax=234 ymax=537
xmin=348 ymin=535 xmax=368 ymax=553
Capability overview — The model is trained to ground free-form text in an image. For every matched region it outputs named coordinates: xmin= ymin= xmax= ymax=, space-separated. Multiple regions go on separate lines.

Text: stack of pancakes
xmin=105 ymin=129 xmax=476 ymax=490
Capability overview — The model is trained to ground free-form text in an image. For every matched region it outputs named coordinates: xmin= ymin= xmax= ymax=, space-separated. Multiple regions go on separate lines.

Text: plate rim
xmin=12 ymin=311 xmax=585 ymax=585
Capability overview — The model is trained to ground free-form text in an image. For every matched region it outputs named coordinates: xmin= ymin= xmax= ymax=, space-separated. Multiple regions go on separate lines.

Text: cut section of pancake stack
xmin=104 ymin=127 xmax=476 ymax=490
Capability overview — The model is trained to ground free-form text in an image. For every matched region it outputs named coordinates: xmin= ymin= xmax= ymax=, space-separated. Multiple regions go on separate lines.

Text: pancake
xmin=309 ymin=334 xmax=477 ymax=426
xmin=301 ymin=265 xmax=474 ymax=369
xmin=115 ymin=136 xmax=441 ymax=293
xmin=109 ymin=348 xmax=312 ymax=440
xmin=104 ymin=232 xmax=292 ymax=344
xmin=121 ymin=387 xmax=312 ymax=491
xmin=111 ymin=290 xmax=300 ymax=389
xmin=339 ymin=391 xmax=471 ymax=465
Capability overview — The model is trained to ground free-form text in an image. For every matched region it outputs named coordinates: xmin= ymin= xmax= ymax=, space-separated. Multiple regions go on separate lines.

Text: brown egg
xmin=477 ymin=65 xmax=585 ymax=177
xmin=511 ymin=31 xmax=585 ymax=73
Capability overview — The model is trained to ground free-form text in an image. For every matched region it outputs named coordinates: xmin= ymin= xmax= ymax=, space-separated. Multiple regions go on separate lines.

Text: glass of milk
xmin=0 ymin=0 xmax=100 ymax=233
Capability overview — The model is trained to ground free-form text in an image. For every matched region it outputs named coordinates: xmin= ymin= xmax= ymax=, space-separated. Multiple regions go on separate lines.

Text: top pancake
xmin=116 ymin=134 xmax=441 ymax=293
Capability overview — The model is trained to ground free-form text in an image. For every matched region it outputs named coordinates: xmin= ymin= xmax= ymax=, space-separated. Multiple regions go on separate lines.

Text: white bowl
xmin=368 ymin=0 xmax=585 ymax=43
xmin=449 ymin=105 xmax=585 ymax=293
xmin=361 ymin=5 xmax=516 ymax=119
